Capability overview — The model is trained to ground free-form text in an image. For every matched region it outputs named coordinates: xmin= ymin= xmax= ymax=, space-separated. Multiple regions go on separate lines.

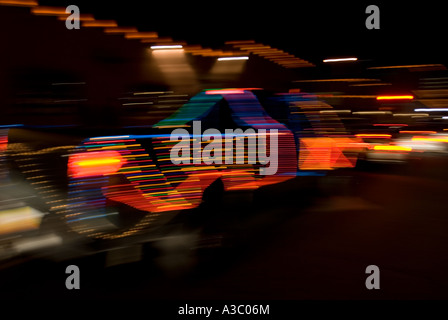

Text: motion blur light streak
xmin=369 ymin=64 xmax=446 ymax=70
xmin=104 ymin=27 xmax=139 ymax=34
xmin=412 ymin=136 xmax=448 ymax=143
xmin=77 ymin=158 xmax=121 ymax=167
xmin=82 ymin=20 xmax=118 ymax=28
xmin=0 ymin=0 xmax=37 ymax=6
xmin=217 ymin=56 xmax=249 ymax=61
xmin=394 ymin=113 xmax=429 ymax=117
xmin=90 ymin=136 xmax=130 ymax=140
xmin=400 ymin=131 xmax=437 ymax=134
xmin=319 ymin=110 xmax=351 ymax=114
xmin=323 ymin=57 xmax=358 ymax=63
xmin=151 ymin=45 xmax=183 ymax=50
xmin=376 ymin=95 xmax=414 ymax=100
xmin=415 ymin=108 xmax=448 ymax=112
xmin=353 ymin=111 xmax=392 ymax=115
xmin=13 ymin=234 xmax=63 ymax=253
xmin=0 ymin=206 xmax=44 ymax=235
xmin=372 ymin=145 xmax=413 ymax=152
xmin=125 ymin=31 xmax=158 ymax=39
xmin=205 ymin=89 xmax=246 ymax=95
xmin=68 ymin=150 xmax=125 ymax=178
xmin=31 ymin=6 xmax=68 ymax=16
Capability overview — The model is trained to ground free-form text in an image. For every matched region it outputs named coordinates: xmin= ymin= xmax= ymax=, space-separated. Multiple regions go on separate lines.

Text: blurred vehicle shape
xmin=0 ymin=88 xmax=363 ymax=265
xmin=65 ymin=89 xmax=363 ymax=240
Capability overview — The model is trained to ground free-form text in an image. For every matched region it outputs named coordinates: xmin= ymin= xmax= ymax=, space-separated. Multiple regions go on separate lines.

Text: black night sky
xmin=39 ymin=1 xmax=448 ymax=67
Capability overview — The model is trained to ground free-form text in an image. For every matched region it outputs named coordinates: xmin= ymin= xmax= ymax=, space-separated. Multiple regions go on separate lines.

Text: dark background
xmin=39 ymin=1 xmax=448 ymax=66
xmin=2 ymin=1 xmax=448 ymax=303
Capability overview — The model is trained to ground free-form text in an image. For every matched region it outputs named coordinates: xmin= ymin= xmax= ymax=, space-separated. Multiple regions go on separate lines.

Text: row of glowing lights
xmin=151 ymin=47 xmax=357 ymax=64
xmin=4 ymin=1 xmax=444 ymax=69
xmin=0 ymin=0 xmax=352 ymax=64
xmin=353 ymin=132 xmax=448 ymax=153
xmin=72 ymin=133 xmax=448 ymax=169
xmin=2 ymin=1 xmax=250 ymax=60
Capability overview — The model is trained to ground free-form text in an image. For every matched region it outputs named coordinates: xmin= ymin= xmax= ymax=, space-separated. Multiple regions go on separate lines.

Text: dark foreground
xmin=1 ymin=157 xmax=448 ymax=300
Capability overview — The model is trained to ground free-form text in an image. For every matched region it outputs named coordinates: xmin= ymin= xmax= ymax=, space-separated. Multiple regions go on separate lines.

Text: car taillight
xmin=68 ymin=150 xmax=125 ymax=178
xmin=0 ymin=135 xmax=7 ymax=152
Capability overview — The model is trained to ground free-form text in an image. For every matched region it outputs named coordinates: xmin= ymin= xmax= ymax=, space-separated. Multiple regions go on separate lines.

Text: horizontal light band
xmin=372 ymin=145 xmax=412 ymax=151
xmin=217 ymin=56 xmax=249 ymax=61
xmin=415 ymin=108 xmax=448 ymax=112
xmin=151 ymin=45 xmax=183 ymax=50
xmin=377 ymin=95 xmax=414 ymax=100
xmin=323 ymin=57 xmax=358 ymax=63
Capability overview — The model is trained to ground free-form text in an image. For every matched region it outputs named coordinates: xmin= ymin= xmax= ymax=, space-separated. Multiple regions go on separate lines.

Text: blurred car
xmin=0 ymin=88 xmax=363 ymax=265
xmin=64 ymin=89 xmax=298 ymax=241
